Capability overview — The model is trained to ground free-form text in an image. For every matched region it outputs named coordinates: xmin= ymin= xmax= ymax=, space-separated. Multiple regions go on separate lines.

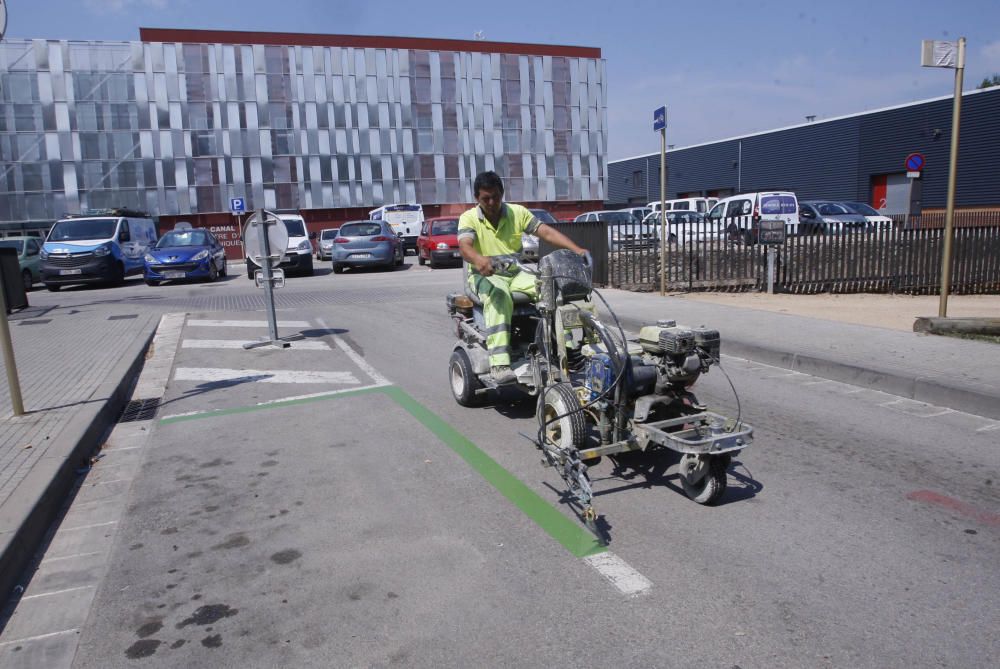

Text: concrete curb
xmin=616 ymin=315 xmax=1000 ymax=421
xmin=0 ymin=323 xmax=155 ymax=600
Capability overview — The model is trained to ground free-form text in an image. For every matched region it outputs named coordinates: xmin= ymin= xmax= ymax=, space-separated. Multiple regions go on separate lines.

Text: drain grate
xmin=119 ymin=398 xmax=161 ymax=422
xmin=18 ymin=319 xmax=52 ymax=325
xmin=108 ymin=314 xmax=139 ymax=320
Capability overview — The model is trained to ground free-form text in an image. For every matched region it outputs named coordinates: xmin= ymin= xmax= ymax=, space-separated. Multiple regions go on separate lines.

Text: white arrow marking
xmin=182 ymin=339 xmax=331 ymax=350
xmin=174 ymin=368 xmax=360 ymax=385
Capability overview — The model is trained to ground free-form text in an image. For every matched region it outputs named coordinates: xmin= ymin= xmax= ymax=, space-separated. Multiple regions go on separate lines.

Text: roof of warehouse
xmin=139 ymin=28 xmax=601 ymax=59
xmin=610 ymin=86 xmax=1000 ymax=164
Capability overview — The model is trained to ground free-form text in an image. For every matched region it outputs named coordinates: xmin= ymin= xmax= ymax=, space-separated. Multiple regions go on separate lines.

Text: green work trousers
xmin=469 ymin=271 xmax=537 ymax=367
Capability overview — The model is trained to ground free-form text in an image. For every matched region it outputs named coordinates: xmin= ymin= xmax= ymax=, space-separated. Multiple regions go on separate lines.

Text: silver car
xmin=521 ymin=208 xmax=558 ymax=261
xmin=330 ymin=221 xmax=404 ymax=274
xmin=316 ymin=227 xmax=339 ymax=260
xmin=800 ymin=202 xmax=870 ymax=234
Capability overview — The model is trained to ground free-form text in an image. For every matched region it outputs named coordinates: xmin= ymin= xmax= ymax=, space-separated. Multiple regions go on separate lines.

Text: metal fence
xmin=600 ymin=211 xmax=1000 ymax=294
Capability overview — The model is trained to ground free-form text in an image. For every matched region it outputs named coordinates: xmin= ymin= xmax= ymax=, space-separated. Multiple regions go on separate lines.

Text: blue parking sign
xmin=230 ymin=197 xmax=246 ymax=213
xmin=653 ymin=106 xmax=666 ymax=132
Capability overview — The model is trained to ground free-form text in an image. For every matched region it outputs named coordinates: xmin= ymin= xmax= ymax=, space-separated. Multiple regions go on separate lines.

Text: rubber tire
xmin=681 ymin=456 xmax=728 ymax=505
xmin=111 ymin=262 xmax=126 ymax=286
xmin=418 ymin=251 xmax=425 ymax=266
xmin=449 ymin=348 xmax=483 ymax=407
xmin=540 ymin=382 xmax=587 ymax=450
xmin=395 ymin=247 xmax=404 ymax=267
xmin=46 ymin=283 xmax=60 ymax=292
xmin=332 ymin=263 xmax=344 ymax=274
xmin=22 ymin=270 xmax=33 ymax=292
xmin=145 ymin=279 xmax=159 ymax=287
xmin=219 ymin=260 xmax=227 ymax=277
xmin=302 ymin=256 xmax=315 ymax=276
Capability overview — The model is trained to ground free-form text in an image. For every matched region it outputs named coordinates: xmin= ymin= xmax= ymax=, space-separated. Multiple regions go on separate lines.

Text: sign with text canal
xmin=230 ymin=197 xmax=246 ymax=213
xmin=905 ymin=153 xmax=925 ymax=172
xmin=653 ymin=106 xmax=666 ymax=132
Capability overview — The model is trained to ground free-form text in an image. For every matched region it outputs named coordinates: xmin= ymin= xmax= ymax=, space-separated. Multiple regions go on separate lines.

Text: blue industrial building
xmin=608 ymin=87 xmax=1000 ymax=214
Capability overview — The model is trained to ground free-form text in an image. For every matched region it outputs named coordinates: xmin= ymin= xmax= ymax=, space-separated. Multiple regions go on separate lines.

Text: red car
xmin=416 ymin=217 xmax=462 ymax=268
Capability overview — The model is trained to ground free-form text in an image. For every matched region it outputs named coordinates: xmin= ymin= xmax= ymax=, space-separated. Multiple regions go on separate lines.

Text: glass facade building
xmin=0 ymin=29 xmax=607 ymax=230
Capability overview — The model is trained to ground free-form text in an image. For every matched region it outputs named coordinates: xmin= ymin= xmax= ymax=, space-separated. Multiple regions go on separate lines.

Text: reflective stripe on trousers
xmin=469 ymin=271 xmax=537 ymax=367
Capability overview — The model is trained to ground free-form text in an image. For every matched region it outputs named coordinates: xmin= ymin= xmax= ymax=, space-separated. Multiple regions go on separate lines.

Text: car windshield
xmin=340 ymin=222 xmax=382 ymax=237
xmin=321 ymin=230 xmax=339 ymax=240
xmin=845 ymin=202 xmax=880 ymax=216
xmin=281 ymin=219 xmax=306 ymax=236
xmin=48 ymin=218 xmax=117 ymax=241
xmin=157 ymin=230 xmax=209 ymax=247
xmin=598 ymin=212 xmax=633 ymax=223
xmin=0 ymin=240 xmax=24 ymax=252
xmin=529 ymin=209 xmax=558 ymax=225
xmin=817 ymin=203 xmax=849 ymax=215
xmin=431 ymin=220 xmax=459 ymax=235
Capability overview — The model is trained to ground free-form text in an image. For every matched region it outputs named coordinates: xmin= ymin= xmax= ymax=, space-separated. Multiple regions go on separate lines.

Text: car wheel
xmin=45 ymin=283 xmax=60 ymax=292
xmin=110 ymin=262 xmax=126 ymax=286
xmin=417 ymin=250 xmax=425 ymax=266
xmin=207 ymin=263 xmax=219 ymax=282
xmin=21 ymin=269 xmax=33 ymax=292
xmin=332 ymin=263 xmax=344 ymax=274
xmin=219 ymin=259 xmax=227 ymax=277
xmin=145 ymin=279 xmax=159 ymax=287
xmin=395 ymin=247 xmax=404 ymax=267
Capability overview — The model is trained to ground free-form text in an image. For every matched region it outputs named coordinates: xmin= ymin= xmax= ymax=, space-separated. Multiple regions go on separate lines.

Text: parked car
xmin=416 ymin=217 xmax=461 ymax=268
xmin=521 ymin=209 xmax=559 ymax=261
xmin=644 ymin=211 xmax=717 ymax=245
xmin=244 ymin=213 xmax=314 ymax=279
xmin=799 ymin=202 xmax=869 ymax=234
xmin=620 ymin=206 xmax=652 ymax=223
xmin=0 ymin=237 xmax=42 ymax=291
xmin=40 ymin=209 xmax=157 ymax=291
xmin=841 ymin=202 xmax=894 ymax=231
xmin=144 ymin=228 xmax=227 ymax=285
xmin=648 ymin=197 xmax=719 ymax=214
xmin=707 ymin=192 xmax=800 ymax=243
xmin=331 ymin=220 xmax=404 ymax=273
xmin=315 ymin=228 xmax=339 ymax=260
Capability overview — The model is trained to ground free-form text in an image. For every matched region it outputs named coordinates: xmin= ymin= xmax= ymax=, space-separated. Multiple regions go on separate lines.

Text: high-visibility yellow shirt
xmin=457 ymin=203 xmax=540 ymax=258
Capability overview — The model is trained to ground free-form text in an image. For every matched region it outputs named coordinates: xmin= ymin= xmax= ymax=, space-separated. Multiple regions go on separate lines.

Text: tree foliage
xmin=977 ymin=74 xmax=1000 ymax=89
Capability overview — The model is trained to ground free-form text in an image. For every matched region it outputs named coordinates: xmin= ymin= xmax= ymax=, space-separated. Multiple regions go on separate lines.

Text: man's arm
xmin=459 ymin=237 xmax=494 ymax=276
xmin=534 ymin=223 xmax=587 ymax=256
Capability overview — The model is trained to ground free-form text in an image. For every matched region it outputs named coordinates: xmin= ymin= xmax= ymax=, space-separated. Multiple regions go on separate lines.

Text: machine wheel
xmin=332 ymin=263 xmax=344 ymax=274
xmin=45 ymin=283 xmax=60 ymax=292
xmin=540 ymin=382 xmax=587 ymax=450
xmin=680 ymin=455 xmax=728 ymax=505
xmin=22 ymin=270 xmax=33 ymax=292
xmin=449 ymin=348 xmax=483 ymax=407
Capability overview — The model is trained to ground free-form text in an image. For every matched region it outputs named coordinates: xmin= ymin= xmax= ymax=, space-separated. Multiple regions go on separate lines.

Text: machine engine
xmin=637 ymin=320 xmax=721 ymax=389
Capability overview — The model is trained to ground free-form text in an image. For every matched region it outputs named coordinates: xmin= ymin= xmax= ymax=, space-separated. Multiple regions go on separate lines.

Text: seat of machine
xmin=463 ymin=261 xmax=535 ymax=306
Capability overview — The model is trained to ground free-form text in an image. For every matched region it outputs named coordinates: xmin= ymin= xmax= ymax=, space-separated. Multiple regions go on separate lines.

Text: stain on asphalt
xmin=294 ymin=501 xmax=304 ymax=506
xmin=177 ymin=604 xmax=238 ymax=628
xmin=170 ymin=639 xmax=186 ymax=649
xmin=200 ymin=458 xmax=224 ymax=468
xmin=186 ymin=551 xmax=203 ymax=559
xmin=204 ymin=505 xmax=219 ymax=512
xmin=136 ymin=620 xmax=163 ymax=638
xmin=129 ymin=543 xmax=144 ymax=550
xmin=261 ymin=460 xmax=279 ymax=467
xmin=212 ymin=533 xmax=250 ymax=550
xmin=347 ymin=583 xmax=375 ymax=601
xmin=192 ymin=594 xmax=202 ymax=601
xmin=270 ymin=549 xmax=302 ymax=565
xmin=266 ymin=450 xmax=279 ymax=456
xmin=161 ymin=527 xmax=178 ymax=535
xmin=201 ymin=634 xmax=223 ymax=648
xmin=279 ymin=509 xmax=289 ymax=515
xmin=387 ymin=592 xmax=399 ymax=599
xmin=327 ymin=442 xmax=349 ymax=449
xmin=125 ymin=639 xmax=162 ymax=659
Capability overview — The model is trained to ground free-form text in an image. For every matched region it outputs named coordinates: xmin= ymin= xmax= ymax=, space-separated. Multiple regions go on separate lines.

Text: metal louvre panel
xmin=46 ymin=252 xmax=94 ymax=267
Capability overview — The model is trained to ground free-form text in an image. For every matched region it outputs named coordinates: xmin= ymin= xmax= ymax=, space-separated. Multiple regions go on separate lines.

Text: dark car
xmin=799 ymin=202 xmax=870 ymax=235
xmin=416 ymin=217 xmax=461 ymax=268
xmin=144 ymin=228 xmax=228 ymax=285
xmin=331 ymin=220 xmax=404 ymax=273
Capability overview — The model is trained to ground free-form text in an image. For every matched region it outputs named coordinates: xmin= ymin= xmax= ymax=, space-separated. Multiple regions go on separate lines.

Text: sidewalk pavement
xmin=0 ymin=303 xmax=158 ymax=601
xmin=0 ymin=287 xmax=998 ymax=603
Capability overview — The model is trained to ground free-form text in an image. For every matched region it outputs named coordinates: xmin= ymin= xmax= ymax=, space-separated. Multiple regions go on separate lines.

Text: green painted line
xmin=383 ymin=386 xmax=606 ymax=558
xmin=158 ymin=383 xmax=606 ymax=558
xmin=157 ymin=385 xmax=387 ymax=425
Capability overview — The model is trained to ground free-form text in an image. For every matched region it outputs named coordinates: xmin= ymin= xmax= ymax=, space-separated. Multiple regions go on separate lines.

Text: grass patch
xmin=939 ymin=332 xmax=1000 ymax=345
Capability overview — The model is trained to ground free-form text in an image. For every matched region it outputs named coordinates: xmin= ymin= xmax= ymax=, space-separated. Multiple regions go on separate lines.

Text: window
xmin=727 ymin=200 xmax=752 ymax=217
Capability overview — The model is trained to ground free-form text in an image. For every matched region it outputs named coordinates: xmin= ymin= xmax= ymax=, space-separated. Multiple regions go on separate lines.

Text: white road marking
xmin=976 ymin=422 xmax=1000 ymax=432
xmin=316 ymin=317 xmax=391 ymax=385
xmin=40 ymin=551 xmax=103 ymax=564
xmin=59 ymin=521 xmax=117 ymax=532
xmin=21 ymin=585 xmax=95 ymax=601
xmin=174 ymin=368 xmax=360 ymax=385
xmin=256 ymin=383 xmax=391 ymax=405
xmin=183 ymin=339 xmax=331 ymax=350
xmin=0 ymin=629 xmax=79 ymax=646
xmin=583 ymin=551 xmax=652 ymax=597
xmin=187 ymin=319 xmax=311 ymax=328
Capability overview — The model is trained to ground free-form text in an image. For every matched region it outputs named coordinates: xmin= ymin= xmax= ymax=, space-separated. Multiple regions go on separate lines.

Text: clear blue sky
xmin=6 ymin=0 xmax=1000 ymax=160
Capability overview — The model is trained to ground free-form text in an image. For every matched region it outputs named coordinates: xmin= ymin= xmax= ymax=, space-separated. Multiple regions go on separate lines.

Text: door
xmin=871 ymin=173 xmax=909 ymax=215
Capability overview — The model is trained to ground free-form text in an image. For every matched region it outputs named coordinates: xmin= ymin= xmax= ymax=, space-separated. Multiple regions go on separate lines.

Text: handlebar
xmin=487 ymin=250 xmax=592 ymax=277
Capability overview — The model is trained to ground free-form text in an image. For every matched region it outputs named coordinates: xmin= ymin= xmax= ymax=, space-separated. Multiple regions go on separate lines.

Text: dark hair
xmin=473 ymin=171 xmax=504 ymax=197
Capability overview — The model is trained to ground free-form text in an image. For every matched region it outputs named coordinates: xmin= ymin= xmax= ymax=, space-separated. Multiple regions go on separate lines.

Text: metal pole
xmin=737 ymin=140 xmax=742 ymax=192
xmin=0 ymin=277 xmax=25 ymax=416
xmin=938 ymin=37 xmax=965 ymax=318
xmin=257 ymin=209 xmax=280 ymax=342
xmin=659 ymin=128 xmax=666 ymax=296
xmin=767 ymin=246 xmax=776 ymax=294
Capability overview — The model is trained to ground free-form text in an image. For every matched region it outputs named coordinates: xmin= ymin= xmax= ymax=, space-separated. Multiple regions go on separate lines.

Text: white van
xmin=40 ymin=209 xmax=157 ymax=290
xmin=369 ymin=204 xmax=424 ymax=254
xmin=706 ymin=192 xmax=799 ymax=243
xmin=244 ymin=213 xmax=314 ymax=278
xmin=647 ymin=197 xmax=718 ymax=214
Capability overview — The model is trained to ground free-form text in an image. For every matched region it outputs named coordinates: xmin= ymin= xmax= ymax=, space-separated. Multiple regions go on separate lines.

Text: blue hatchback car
xmin=144 ymin=228 xmax=228 ymax=285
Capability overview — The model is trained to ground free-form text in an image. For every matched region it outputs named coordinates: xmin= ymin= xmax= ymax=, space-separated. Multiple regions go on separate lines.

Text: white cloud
xmin=85 ymin=0 xmax=167 ymax=14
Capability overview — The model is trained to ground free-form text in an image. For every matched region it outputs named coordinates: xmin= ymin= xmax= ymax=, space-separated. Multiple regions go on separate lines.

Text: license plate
xmin=163 ymin=271 xmax=187 ymax=279
xmin=349 ymin=253 xmax=372 ymax=259
xmin=59 ymin=269 xmax=82 ymax=275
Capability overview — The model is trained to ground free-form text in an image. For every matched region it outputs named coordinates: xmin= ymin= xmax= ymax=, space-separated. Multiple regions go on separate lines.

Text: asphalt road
xmin=12 ymin=259 xmax=1000 ymax=667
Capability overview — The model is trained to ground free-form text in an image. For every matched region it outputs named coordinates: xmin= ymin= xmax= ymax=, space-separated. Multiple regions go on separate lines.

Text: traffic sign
xmin=243 ymin=210 xmax=288 ymax=268
xmin=230 ymin=197 xmax=246 ymax=213
xmin=905 ymin=153 xmax=925 ymax=172
xmin=653 ymin=106 xmax=666 ymax=132
xmin=758 ymin=219 xmax=787 ymax=245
